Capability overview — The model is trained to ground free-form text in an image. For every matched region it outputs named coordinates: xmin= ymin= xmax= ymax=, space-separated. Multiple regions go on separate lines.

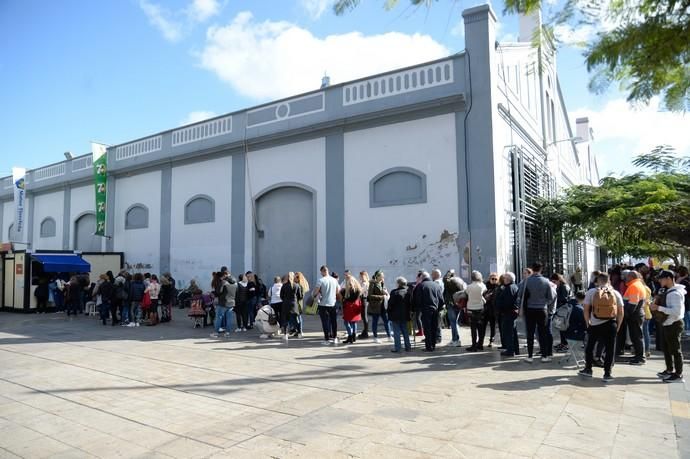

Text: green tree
xmin=536 ymin=146 xmax=690 ymax=263
xmin=334 ymin=0 xmax=690 ymax=111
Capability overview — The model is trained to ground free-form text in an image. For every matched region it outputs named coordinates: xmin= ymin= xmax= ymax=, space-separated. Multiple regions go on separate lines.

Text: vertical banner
xmin=12 ymin=167 xmax=26 ymax=242
xmin=92 ymin=143 xmax=108 ymax=236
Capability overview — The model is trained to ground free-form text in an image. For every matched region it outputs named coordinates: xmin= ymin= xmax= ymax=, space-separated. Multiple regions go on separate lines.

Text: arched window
xmin=40 ymin=217 xmax=57 ymax=238
xmin=184 ymin=195 xmax=215 ymax=224
xmin=369 ymin=167 xmax=427 ymax=208
xmin=125 ymin=204 xmax=149 ymax=230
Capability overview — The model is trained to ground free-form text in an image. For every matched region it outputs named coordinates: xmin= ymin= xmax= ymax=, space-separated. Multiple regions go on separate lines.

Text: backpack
xmin=552 ymin=303 xmax=572 ymax=331
xmin=592 ymin=287 xmax=617 ymax=319
xmin=116 ymin=283 xmax=128 ymax=301
xmin=215 ymin=282 xmax=227 ymax=301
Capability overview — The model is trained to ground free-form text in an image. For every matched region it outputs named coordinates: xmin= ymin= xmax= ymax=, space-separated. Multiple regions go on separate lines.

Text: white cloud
xmin=553 ymin=24 xmax=597 ymax=47
xmin=199 ymin=11 xmax=449 ymax=100
xmin=572 ymin=97 xmax=690 ymax=176
xmin=180 ymin=111 xmax=217 ymax=125
xmin=188 ymin=0 xmax=221 ymax=22
xmin=140 ymin=0 xmax=183 ymax=42
xmin=140 ymin=0 xmax=222 ymax=42
xmin=300 ymin=0 xmax=334 ymax=20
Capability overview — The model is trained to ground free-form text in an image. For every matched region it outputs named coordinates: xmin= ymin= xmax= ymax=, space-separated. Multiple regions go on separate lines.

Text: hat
xmin=657 ymin=270 xmax=675 ymax=280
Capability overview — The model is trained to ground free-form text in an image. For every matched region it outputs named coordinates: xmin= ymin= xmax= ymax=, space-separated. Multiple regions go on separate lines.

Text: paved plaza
xmin=0 ymin=311 xmax=688 ymax=459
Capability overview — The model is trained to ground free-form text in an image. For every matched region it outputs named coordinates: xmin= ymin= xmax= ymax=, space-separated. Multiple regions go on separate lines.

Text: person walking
xmin=341 ymin=276 xmax=362 ymax=344
xmin=551 ymin=273 xmax=572 ymax=352
xmin=313 ymin=265 xmax=340 ymax=345
xmin=651 ymin=270 xmax=686 ymax=383
xmin=465 ymin=271 xmax=487 ymax=352
xmin=388 ymin=276 xmax=412 ymax=353
xmin=368 ymin=270 xmax=392 ymax=344
xmin=497 ymin=272 xmax=520 ymax=357
xmin=145 ymin=275 xmax=161 ymax=325
xmin=358 ymin=271 xmax=370 ymax=339
xmin=211 ymin=271 xmax=234 ymax=338
xmin=579 ymin=272 xmax=624 ymax=382
xmin=619 ymin=270 xmax=648 ymax=365
xmin=483 ymin=273 xmax=500 ymax=347
xmin=280 ymin=272 xmax=303 ymax=337
xmin=518 ymin=262 xmax=556 ymax=363
xmin=292 ymin=272 xmax=309 ymax=338
xmin=235 ymin=274 xmax=249 ymax=332
xmin=444 ymin=271 xmax=467 ymax=347
xmin=413 ymin=271 xmax=444 ymax=352
xmin=129 ymin=273 xmax=146 ymax=326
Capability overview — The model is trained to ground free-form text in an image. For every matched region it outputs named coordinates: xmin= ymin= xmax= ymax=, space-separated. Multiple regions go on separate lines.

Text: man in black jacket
xmin=413 ymin=271 xmax=445 ymax=352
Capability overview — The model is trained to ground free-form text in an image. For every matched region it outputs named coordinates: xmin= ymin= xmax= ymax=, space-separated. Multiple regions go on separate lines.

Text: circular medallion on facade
xmin=276 ymin=103 xmax=290 ymax=119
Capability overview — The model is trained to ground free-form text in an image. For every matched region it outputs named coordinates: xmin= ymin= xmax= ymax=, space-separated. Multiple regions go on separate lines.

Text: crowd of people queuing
xmin=35 ymin=270 xmax=179 ymax=327
xmin=34 ymin=259 xmax=688 ymax=383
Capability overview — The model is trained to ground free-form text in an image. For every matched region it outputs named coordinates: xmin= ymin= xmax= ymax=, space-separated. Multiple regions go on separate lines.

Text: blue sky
xmin=1 ymin=0 xmax=688 ymax=179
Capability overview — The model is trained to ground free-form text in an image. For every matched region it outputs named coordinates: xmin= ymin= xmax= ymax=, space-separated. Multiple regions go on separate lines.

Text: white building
xmin=1 ymin=4 xmax=601 ymax=292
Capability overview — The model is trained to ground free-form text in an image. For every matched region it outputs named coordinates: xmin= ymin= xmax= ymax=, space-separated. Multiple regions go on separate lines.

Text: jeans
xmin=99 ymin=302 xmax=111 ymax=324
xmin=643 ymin=318 xmax=651 ymax=354
xmin=483 ymin=306 xmax=496 ymax=342
xmin=662 ymin=320 xmax=684 ymax=375
xmin=617 ymin=303 xmax=644 ymax=360
xmin=54 ymin=290 xmax=64 ymax=312
xmin=371 ymin=310 xmax=391 ymax=338
xmin=447 ymin=306 xmax=461 ymax=343
xmin=318 ymin=306 xmax=338 ymax=341
xmin=344 ymin=321 xmax=357 ymax=339
xmin=684 ymin=311 xmax=690 ymax=334
xmin=469 ymin=309 xmax=485 ymax=348
xmin=235 ymin=303 xmax=248 ymax=329
xmin=391 ymin=321 xmax=411 ymax=351
xmin=121 ymin=302 xmax=130 ymax=323
xmin=247 ymin=297 xmax=258 ymax=326
xmin=421 ymin=308 xmax=439 ymax=351
xmin=525 ymin=308 xmax=548 ymax=358
xmin=215 ymin=305 xmax=232 ymax=333
xmin=360 ymin=297 xmax=369 ymax=335
xmin=290 ymin=313 xmax=303 ymax=334
xmin=414 ymin=310 xmax=423 ymax=334
xmin=131 ymin=301 xmax=142 ymax=323
xmin=501 ymin=314 xmax=519 ymax=355
xmin=543 ymin=314 xmax=554 ymax=357
xmin=585 ymin=320 xmax=617 ymax=375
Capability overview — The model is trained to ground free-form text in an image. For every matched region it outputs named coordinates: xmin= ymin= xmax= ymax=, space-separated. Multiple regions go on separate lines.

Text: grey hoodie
xmin=659 ymin=284 xmax=687 ymax=326
xmin=519 ymin=274 xmax=556 ymax=310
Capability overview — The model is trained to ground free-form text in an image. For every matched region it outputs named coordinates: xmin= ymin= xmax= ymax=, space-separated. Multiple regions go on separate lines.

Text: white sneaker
xmin=259 ymin=334 xmax=269 ymax=339
xmin=523 ymin=357 xmax=533 ymax=363
xmin=135 ymin=322 xmax=140 ymax=327
xmin=448 ymin=340 xmax=459 ymax=347
xmin=234 ymin=328 xmax=242 ymax=332
xmin=219 ymin=328 xmax=226 ymax=333
xmin=241 ymin=328 xmax=247 ymax=332
xmin=297 ymin=333 xmax=303 ymax=338
xmin=210 ymin=333 xmax=219 ymax=338
xmin=373 ymin=338 xmax=382 ymax=344
xmin=333 ymin=337 xmax=340 ymax=345
xmin=283 ymin=333 xmax=289 ymax=341
xmin=541 ymin=356 xmax=552 ymax=363
xmin=321 ymin=340 xmax=331 ymax=345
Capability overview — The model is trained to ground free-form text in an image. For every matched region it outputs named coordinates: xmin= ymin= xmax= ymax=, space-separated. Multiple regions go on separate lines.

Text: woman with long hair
xmin=280 ymin=272 xmax=303 ymax=337
xmin=341 ymin=276 xmax=362 ymax=344
xmin=293 ymin=272 xmax=310 ymax=337
xmin=368 ymin=270 xmax=391 ymax=343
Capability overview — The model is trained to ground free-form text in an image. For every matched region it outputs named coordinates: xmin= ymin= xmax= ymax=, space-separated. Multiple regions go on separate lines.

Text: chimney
xmin=576 ymin=117 xmax=591 ymax=142
xmin=518 ymin=10 xmax=542 ymax=43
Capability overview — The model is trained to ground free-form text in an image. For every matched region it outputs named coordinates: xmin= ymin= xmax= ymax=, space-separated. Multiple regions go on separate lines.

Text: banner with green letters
xmin=92 ymin=143 xmax=108 ymax=237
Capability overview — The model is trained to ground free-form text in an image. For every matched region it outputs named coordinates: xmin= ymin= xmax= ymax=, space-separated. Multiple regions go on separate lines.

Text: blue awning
xmin=32 ymin=254 xmax=91 ymax=273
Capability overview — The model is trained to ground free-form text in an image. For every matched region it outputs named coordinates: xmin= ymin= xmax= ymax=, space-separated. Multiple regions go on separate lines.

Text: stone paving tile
xmin=1 ymin=313 xmax=687 ymax=458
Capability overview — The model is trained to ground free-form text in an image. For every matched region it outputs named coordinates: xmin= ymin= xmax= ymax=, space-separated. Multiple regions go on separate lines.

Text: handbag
xmin=304 ymin=292 xmax=318 ymax=315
